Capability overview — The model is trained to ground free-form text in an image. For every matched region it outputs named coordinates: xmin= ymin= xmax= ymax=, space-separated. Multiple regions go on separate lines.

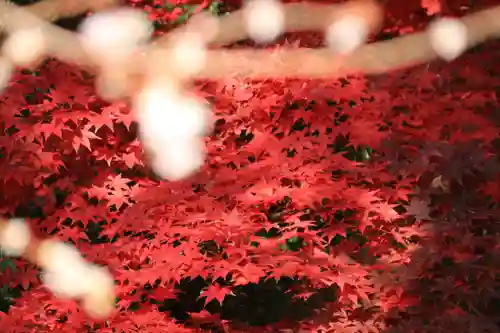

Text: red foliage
xmin=1 ymin=0 xmax=500 ymax=332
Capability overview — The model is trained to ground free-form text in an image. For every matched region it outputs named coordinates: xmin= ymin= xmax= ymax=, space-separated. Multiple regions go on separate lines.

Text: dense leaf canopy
xmin=0 ymin=0 xmax=500 ymax=332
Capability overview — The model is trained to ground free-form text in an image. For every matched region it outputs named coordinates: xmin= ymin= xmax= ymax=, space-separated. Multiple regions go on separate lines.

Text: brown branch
xmin=0 ymin=0 xmax=119 ymax=72
xmin=0 ymin=218 xmax=115 ymax=319
xmin=0 ymin=218 xmax=41 ymax=265
xmin=154 ymin=0 xmax=383 ymax=47
xmin=0 ymin=1 xmax=96 ymax=68
xmin=23 ymin=0 xmax=121 ymax=21
xmin=160 ymin=4 xmax=500 ymax=80
xmin=1 ymin=0 xmax=499 ymax=87
xmin=0 ymin=0 xmax=386 ymax=96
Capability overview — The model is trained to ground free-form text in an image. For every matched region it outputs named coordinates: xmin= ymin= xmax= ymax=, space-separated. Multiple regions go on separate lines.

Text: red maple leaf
xmin=199 ymin=284 xmax=234 ymax=306
xmin=90 ymin=106 xmax=115 ymax=132
xmin=72 ymin=127 xmax=99 ymax=152
xmin=267 ymin=261 xmax=300 ymax=281
xmin=421 ymin=0 xmax=442 ymax=15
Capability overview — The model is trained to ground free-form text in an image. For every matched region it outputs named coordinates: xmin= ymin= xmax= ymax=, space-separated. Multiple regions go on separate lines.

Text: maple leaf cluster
xmin=0 ymin=0 xmax=499 ymax=332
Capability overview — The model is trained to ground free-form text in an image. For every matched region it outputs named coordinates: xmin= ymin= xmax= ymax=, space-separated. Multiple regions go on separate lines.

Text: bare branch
xmin=0 ymin=218 xmax=115 ymax=319
xmin=24 ymin=0 xmax=121 ymax=21
xmin=2 ymin=0 xmax=498 ymax=90
xmin=154 ymin=0 xmax=383 ymax=47
xmin=0 ymin=1 xmax=95 ymax=68
xmin=166 ymin=4 xmax=500 ymax=79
